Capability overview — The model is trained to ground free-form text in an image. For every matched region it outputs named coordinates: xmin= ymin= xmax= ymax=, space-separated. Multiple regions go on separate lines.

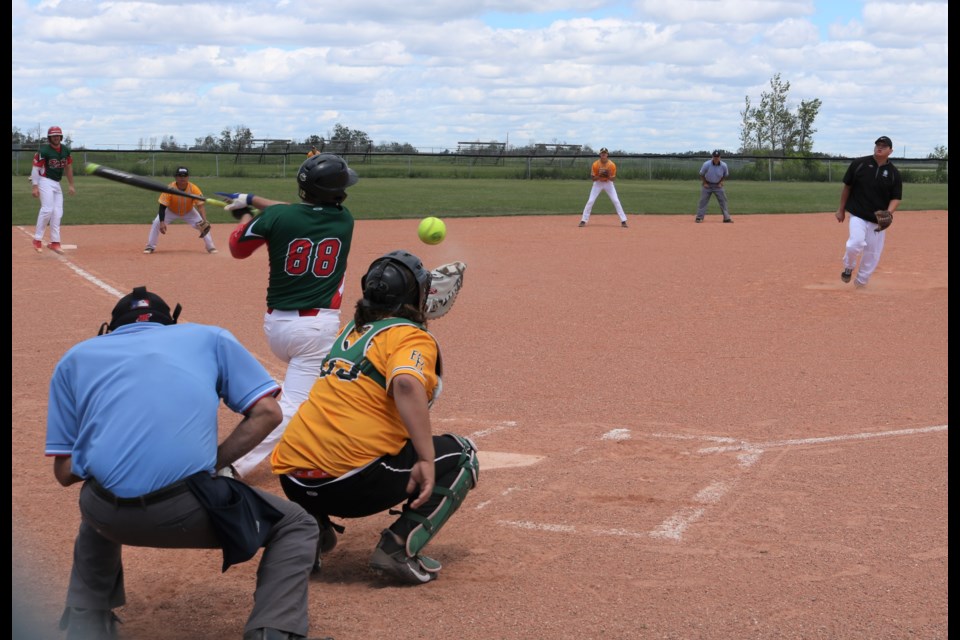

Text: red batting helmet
xmin=47 ymin=126 xmax=63 ymax=138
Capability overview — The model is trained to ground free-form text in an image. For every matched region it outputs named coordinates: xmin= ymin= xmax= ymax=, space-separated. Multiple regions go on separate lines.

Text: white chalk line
xmin=16 ymin=226 xmax=132 ymax=303
xmin=498 ymin=520 xmax=651 ymax=539
xmin=500 ymin=425 xmax=948 ymax=543
xmin=16 ymin=228 xmax=292 ymax=384
xmin=601 ymin=428 xmax=631 ymax=440
xmin=649 ymin=508 xmax=706 ymax=541
xmin=696 ymin=424 xmax=947 ymax=454
xmin=33 ymin=242 xmax=126 ymax=299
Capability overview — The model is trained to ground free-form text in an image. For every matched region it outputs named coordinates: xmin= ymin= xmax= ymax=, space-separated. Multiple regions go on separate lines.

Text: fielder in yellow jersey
xmin=272 ymin=250 xmax=478 ymax=585
xmin=579 ymin=147 xmax=629 ymax=227
xmin=143 ymin=166 xmax=216 ymax=254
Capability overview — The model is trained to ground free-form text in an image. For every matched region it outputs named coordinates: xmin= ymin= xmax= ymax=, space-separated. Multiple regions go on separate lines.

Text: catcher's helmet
xmin=296 ymin=153 xmax=359 ymax=204
xmin=47 ymin=126 xmax=63 ymax=138
xmin=361 ymin=250 xmax=432 ymax=313
xmin=101 ymin=286 xmax=182 ymax=335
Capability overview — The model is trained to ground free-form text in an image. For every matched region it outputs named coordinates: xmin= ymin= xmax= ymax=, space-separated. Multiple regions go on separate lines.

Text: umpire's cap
xmin=874 ymin=136 xmax=893 ymax=148
xmin=102 ymin=286 xmax=182 ymax=334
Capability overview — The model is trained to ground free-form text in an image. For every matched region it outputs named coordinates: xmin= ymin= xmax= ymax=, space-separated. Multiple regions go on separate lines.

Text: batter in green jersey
xmin=240 ymin=201 xmax=354 ymax=310
xmin=224 ymin=154 xmax=359 ymax=479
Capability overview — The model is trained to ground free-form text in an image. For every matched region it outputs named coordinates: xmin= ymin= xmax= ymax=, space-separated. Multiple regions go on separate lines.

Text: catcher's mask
xmin=99 ymin=286 xmax=182 ymax=335
xmin=361 ymin=250 xmax=432 ymax=314
xmin=297 ymin=153 xmax=359 ymax=205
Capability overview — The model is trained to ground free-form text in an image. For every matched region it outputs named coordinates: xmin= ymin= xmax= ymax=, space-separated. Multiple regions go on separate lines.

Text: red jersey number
xmin=285 ymin=238 xmax=342 ymax=277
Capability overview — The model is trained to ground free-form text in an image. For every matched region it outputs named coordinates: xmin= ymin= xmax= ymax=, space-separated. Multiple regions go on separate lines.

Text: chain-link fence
xmin=10 ymin=149 xmax=948 ymax=183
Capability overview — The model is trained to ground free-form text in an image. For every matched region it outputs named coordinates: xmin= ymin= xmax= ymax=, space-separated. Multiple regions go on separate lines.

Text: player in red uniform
xmin=30 ymin=126 xmax=75 ymax=253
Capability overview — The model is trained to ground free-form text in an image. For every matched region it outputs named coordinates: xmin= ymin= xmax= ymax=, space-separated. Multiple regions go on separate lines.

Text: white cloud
xmin=10 ymin=1 xmax=948 ymax=156
xmin=633 ymin=0 xmax=815 ymax=24
xmin=862 ymin=1 xmax=948 ymax=36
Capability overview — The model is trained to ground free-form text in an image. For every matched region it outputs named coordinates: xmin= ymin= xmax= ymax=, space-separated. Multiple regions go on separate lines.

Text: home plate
xmin=478 ymin=451 xmax=543 ymax=470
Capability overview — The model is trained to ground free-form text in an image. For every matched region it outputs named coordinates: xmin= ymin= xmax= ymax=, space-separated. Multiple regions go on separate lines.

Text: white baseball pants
xmin=34 ymin=176 xmax=65 ymax=243
xmin=581 ymin=181 xmax=627 ymax=222
xmin=232 ymin=308 xmax=341 ymax=477
xmin=146 ymin=208 xmax=215 ymax=250
xmin=843 ymin=215 xmax=886 ymax=286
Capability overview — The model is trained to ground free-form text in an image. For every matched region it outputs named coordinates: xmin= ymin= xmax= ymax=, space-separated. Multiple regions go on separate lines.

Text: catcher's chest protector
xmin=319 ymin=318 xmax=441 ymax=389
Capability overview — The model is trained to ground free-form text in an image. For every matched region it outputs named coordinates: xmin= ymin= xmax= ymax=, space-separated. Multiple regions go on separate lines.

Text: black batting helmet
xmin=297 ymin=153 xmax=359 ymax=205
xmin=360 ymin=250 xmax=432 ymax=314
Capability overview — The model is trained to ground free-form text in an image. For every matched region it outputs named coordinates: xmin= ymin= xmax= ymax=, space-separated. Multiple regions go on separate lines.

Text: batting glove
xmin=216 ymin=192 xmax=256 ymax=211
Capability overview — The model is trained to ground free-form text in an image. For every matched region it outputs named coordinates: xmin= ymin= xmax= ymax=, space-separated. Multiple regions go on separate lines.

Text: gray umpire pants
xmin=67 ymin=479 xmax=318 ymax=637
xmin=697 ymin=184 xmax=730 ymax=218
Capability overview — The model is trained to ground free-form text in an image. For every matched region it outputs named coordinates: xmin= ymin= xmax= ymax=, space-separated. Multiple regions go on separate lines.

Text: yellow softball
xmin=418 ymin=216 xmax=446 ymax=245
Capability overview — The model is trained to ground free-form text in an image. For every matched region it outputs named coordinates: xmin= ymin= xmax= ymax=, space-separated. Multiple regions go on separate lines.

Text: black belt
xmin=88 ymin=477 xmax=192 ymax=507
xmin=267 ymin=308 xmax=322 ymax=316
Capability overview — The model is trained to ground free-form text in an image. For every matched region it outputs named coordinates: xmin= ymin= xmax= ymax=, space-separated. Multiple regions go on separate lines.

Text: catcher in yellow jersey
xmin=271 ymin=250 xmax=478 ymax=584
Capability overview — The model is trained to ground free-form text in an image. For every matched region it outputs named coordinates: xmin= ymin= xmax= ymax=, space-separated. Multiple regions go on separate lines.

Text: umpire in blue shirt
xmin=45 ymin=286 xmax=330 ymax=640
xmin=696 ymin=150 xmax=733 ymax=223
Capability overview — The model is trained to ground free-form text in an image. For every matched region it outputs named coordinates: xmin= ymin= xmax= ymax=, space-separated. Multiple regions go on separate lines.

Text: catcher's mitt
xmin=874 ymin=210 xmax=893 ymax=232
xmin=425 ymin=261 xmax=466 ymax=320
xmin=197 ymin=219 xmax=212 ymax=238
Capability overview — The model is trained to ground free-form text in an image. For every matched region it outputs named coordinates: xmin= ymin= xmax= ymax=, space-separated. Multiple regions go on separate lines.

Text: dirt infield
xmin=12 ymin=212 xmax=948 ymax=640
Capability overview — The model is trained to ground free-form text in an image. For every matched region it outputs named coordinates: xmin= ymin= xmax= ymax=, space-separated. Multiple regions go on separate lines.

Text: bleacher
xmin=532 ymin=144 xmax=583 ymax=167
xmin=455 ymin=141 xmax=507 ymax=165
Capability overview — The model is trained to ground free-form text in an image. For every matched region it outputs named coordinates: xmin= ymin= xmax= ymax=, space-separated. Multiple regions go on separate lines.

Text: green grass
xmin=12 ymin=176 xmax=947 ymax=226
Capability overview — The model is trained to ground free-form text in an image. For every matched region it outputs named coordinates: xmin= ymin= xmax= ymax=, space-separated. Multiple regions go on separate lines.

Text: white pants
xmin=146 ymin=208 xmax=215 ymax=250
xmin=581 ymin=181 xmax=627 ymax=222
xmin=232 ymin=308 xmax=341 ymax=477
xmin=34 ymin=176 xmax=64 ymax=243
xmin=843 ymin=215 xmax=886 ymax=286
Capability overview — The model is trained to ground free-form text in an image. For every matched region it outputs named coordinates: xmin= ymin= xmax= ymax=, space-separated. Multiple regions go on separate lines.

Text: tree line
xmin=11 ymin=75 xmax=947 ymax=160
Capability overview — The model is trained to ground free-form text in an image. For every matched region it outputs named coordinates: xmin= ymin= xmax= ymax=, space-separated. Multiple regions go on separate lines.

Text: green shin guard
xmin=404 ymin=434 xmax=479 ymax=557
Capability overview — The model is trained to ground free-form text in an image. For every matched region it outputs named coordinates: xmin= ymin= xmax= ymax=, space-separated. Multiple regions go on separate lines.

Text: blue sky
xmin=11 ymin=0 xmax=948 ymax=157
